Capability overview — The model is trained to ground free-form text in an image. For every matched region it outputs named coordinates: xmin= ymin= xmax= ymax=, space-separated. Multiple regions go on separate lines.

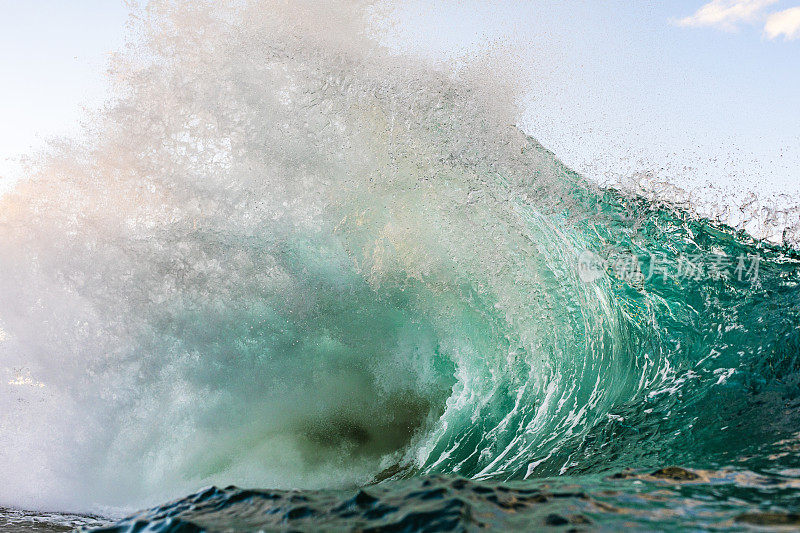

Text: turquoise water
xmin=0 ymin=1 xmax=799 ymax=530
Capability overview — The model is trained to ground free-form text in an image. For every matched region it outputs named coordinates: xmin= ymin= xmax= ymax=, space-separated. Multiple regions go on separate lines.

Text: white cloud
xmin=676 ymin=0 xmax=778 ymax=31
xmin=764 ymin=6 xmax=800 ymax=39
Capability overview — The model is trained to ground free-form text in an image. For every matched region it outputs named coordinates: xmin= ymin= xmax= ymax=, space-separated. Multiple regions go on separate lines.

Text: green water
xmin=1 ymin=2 xmax=799 ymax=530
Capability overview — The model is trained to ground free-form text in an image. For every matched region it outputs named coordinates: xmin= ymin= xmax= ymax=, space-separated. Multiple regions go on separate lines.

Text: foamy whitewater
xmin=1 ymin=1 xmax=800 ymax=531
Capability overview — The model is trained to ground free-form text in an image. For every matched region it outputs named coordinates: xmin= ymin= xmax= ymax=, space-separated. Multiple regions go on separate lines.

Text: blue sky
xmin=1 ymin=1 xmax=798 ymax=196
xmin=384 ymin=0 xmax=800 ymax=195
xmin=0 ymin=0 xmax=127 ymax=185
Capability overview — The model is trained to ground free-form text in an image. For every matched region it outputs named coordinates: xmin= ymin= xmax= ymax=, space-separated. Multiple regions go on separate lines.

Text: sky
xmin=0 ymin=0 xmax=128 ymax=190
xmin=1 ymin=0 xmax=798 ymax=198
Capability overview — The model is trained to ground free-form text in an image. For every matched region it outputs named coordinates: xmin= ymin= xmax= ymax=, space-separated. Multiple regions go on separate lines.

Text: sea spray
xmin=0 ymin=3 xmax=799 ymax=529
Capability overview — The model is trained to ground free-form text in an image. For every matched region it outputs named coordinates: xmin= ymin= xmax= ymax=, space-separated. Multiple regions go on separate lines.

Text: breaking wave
xmin=1 ymin=1 xmax=799 ymax=521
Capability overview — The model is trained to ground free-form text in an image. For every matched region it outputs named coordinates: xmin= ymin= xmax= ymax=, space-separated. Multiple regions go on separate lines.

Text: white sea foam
xmin=0 ymin=0 xmax=795 ymax=517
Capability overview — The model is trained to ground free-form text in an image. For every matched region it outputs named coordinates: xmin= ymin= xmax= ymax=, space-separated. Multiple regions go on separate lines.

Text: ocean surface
xmin=1 ymin=1 xmax=799 ymax=531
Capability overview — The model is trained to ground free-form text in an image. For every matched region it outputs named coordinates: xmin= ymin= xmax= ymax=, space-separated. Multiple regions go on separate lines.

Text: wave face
xmin=2 ymin=1 xmax=800 ymax=528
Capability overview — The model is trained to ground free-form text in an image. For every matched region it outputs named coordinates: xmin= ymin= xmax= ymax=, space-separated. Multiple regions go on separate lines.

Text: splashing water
xmin=1 ymin=1 xmax=800 ymax=530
